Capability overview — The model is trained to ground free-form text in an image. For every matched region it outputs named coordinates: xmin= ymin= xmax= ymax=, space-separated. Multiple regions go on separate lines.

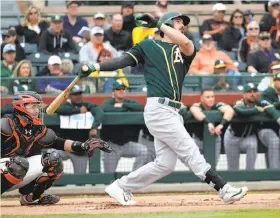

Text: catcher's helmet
xmin=159 ymin=11 xmax=190 ymax=27
xmin=12 ymin=91 xmax=43 ymax=125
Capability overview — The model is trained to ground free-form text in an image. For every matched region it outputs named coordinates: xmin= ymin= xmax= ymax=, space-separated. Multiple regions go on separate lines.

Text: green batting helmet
xmin=159 ymin=11 xmax=190 ymax=27
xmin=159 ymin=11 xmax=190 ymax=37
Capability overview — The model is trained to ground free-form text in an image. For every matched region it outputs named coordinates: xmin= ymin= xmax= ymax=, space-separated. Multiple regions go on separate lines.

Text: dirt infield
xmin=1 ymin=193 xmax=280 ymax=215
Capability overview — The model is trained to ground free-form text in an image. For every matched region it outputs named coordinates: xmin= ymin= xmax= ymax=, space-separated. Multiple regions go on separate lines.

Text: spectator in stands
xmin=223 ymin=9 xmax=246 ymax=52
xmin=211 ymin=60 xmax=231 ymax=91
xmin=184 ymin=88 xmax=234 ymax=166
xmin=189 ymin=35 xmax=238 ymax=75
xmin=90 ymin=13 xmax=111 ymax=30
xmin=238 ymin=21 xmax=260 ymax=63
xmin=244 ymin=9 xmax=255 ymax=26
xmin=1 ymin=29 xmax=25 ymax=62
xmin=101 ymin=80 xmax=149 ymax=173
xmin=260 ymin=0 xmax=280 ymax=33
xmin=104 ymin=14 xmax=132 ymax=52
xmin=38 ymin=15 xmax=77 ymax=54
xmin=259 ymin=73 xmax=280 ymax=169
xmin=90 ymin=48 xmax=129 ymax=93
xmin=247 ymin=32 xmax=280 ymax=73
xmin=8 ymin=59 xmax=36 ymax=94
xmin=258 ymin=61 xmax=280 ymax=91
xmin=13 ymin=5 xmax=49 ymax=45
xmin=201 ymin=3 xmax=228 ymax=49
xmin=121 ymin=3 xmax=136 ymax=33
xmin=270 ymin=15 xmax=280 ymax=49
xmin=1 ymin=44 xmax=17 ymax=93
xmin=63 ymin=0 xmax=88 ymax=43
xmin=224 ymin=83 xmax=260 ymax=170
xmin=132 ymin=19 xmax=155 ymax=45
xmin=153 ymin=0 xmax=168 ymax=20
xmin=37 ymin=55 xmax=72 ymax=94
xmin=79 ymin=26 xmax=118 ymax=65
xmin=54 ymin=85 xmax=104 ymax=173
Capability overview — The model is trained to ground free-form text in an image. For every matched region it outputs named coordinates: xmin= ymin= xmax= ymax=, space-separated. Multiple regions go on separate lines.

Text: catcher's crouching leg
xmin=19 ymin=151 xmax=63 ymax=205
xmin=1 ymin=156 xmax=29 ymax=194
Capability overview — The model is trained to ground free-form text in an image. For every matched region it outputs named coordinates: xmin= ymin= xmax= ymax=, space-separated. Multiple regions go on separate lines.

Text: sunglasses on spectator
xmin=260 ymin=37 xmax=271 ymax=40
xmin=249 ymin=27 xmax=259 ymax=31
xmin=115 ymin=88 xmax=125 ymax=91
xmin=234 ymin=15 xmax=243 ymax=19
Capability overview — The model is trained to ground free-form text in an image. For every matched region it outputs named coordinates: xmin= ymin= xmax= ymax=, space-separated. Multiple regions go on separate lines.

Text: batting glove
xmin=77 ymin=64 xmax=96 ymax=79
xmin=136 ymin=14 xmax=162 ymax=28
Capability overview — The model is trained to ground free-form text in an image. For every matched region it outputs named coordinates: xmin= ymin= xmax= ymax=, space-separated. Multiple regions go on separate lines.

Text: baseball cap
xmin=271 ymin=64 xmax=280 ymax=70
xmin=259 ymin=31 xmax=271 ymax=40
xmin=155 ymin=0 xmax=168 ymax=8
xmin=112 ymin=79 xmax=127 ymax=90
xmin=202 ymin=34 xmax=213 ymax=41
xmin=50 ymin=15 xmax=63 ymax=22
xmin=91 ymin=26 xmax=104 ymax=36
xmin=121 ymin=3 xmax=134 ymax=9
xmin=2 ymin=29 xmax=17 ymax=37
xmin=268 ymin=0 xmax=280 ymax=7
xmin=274 ymin=72 xmax=280 ymax=80
xmin=243 ymin=83 xmax=258 ymax=92
xmin=94 ymin=13 xmax=105 ymax=19
xmin=214 ymin=60 xmax=226 ymax=69
xmin=212 ymin=3 xmax=227 ymax=12
xmin=66 ymin=0 xmax=79 ymax=7
xmin=3 ymin=44 xmax=16 ymax=53
xmin=70 ymin=85 xmax=83 ymax=95
xmin=48 ymin=55 xmax=62 ymax=65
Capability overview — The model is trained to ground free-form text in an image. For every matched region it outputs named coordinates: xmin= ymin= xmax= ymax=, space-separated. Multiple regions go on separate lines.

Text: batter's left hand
xmin=214 ymin=124 xmax=224 ymax=136
xmin=136 ymin=14 xmax=162 ymax=28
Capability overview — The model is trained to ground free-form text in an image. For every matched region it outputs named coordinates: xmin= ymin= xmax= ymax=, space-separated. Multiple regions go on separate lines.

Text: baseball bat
xmin=46 ymin=76 xmax=80 ymax=115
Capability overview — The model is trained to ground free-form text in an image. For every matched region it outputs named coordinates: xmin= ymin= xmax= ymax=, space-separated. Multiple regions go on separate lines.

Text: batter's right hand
xmin=208 ymin=123 xmax=215 ymax=135
xmin=77 ymin=64 xmax=96 ymax=79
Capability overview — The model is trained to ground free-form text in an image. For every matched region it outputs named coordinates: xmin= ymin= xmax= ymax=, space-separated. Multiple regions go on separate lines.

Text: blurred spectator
xmin=1 ymin=44 xmax=17 ymax=93
xmin=1 ymin=29 xmax=25 ymax=62
xmin=55 ymin=85 xmax=104 ymax=173
xmin=247 ymin=32 xmax=280 ymax=73
xmin=238 ymin=21 xmax=260 ymax=62
xmin=132 ymin=24 xmax=155 ymax=45
xmin=184 ymin=26 xmax=194 ymax=42
xmin=63 ymin=0 xmax=88 ymax=43
xmin=153 ymin=0 xmax=168 ymax=20
xmin=259 ymin=73 xmax=280 ymax=169
xmin=189 ymin=35 xmax=238 ymax=75
xmin=101 ymin=80 xmax=149 ymax=173
xmin=223 ymin=9 xmax=246 ymax=51
xmin=37 ymin=55 xmax=72 ymax=94
xmin=90 ymin=13 xmax=111 ymax=30
xmin=90 ymin=48 xmax=129 ymax=93
xmin=258 ymin=60 xmax=280 ymax=91
xmin=260 ymin=0 xmax=280 ymax=32
xmin=8 ymin=59 xmax=36 ymax=94
xmin=244 ymin=9 xmax=255 ymax=26
xmin=104 ymin=14 xmax=132 ymax=52
xmin=38 ymin=15 xmax=77 ymax=54
xmin=186 ymin=88 xmax=234 ymax=166
xmin=224 ymin=83 xmax=260 ymax=170
xmin=61 ymin=59 xmax=74 ymax=74
xmin=13 ymin=5 xmax=49 ymax=45
xmin=121 ymin=3 xmax=136 ymax=33
xmin=200 ymin=3 xmax=229 ymax=49
xmin=79 ymin=26 xmax=118 ymax=65
xmin=211 ymin=60 xmax=231 ymax=91
xmin=270 ymin=15 xmax=280 ymax=49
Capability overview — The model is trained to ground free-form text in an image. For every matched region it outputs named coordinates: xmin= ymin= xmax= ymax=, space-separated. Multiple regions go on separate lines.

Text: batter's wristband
xmin=203 ymin=117 xmax=211 ymax=124
xmin=220 ymin=119 xmax=229 ymax=126
xmin=157 ymin=21 xmax=163 ymax=29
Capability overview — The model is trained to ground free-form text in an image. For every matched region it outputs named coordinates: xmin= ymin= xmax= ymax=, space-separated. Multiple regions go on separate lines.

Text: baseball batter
xmin=79 ymin=11 xmax=248 ymax=205
xmin=1 ymin=91 xmax=112 ymax=205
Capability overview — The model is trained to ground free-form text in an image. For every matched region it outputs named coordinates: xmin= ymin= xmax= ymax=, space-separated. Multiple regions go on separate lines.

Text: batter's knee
xmin=2 ymin=156 xmax=29 ymax=184
xmin=155 ymin=157 xmax=177 ymax=173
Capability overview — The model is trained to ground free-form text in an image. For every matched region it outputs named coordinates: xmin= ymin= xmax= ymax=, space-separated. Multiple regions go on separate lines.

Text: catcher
xmin=0 ymin=91 xmax=112 ymax=205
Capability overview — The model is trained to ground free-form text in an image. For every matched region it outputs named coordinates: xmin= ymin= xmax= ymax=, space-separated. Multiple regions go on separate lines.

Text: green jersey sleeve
xmin=126 ymin=41 xmax=147 ymax=66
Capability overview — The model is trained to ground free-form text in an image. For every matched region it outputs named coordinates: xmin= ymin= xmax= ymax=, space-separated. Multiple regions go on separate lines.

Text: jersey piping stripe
xmin=126 ymin=52 xmax=138 ymax=65
xmin=171 ymin=45 xmax=180 ymax=100
xmin=154 ymin=41 xmax=176 ymax=100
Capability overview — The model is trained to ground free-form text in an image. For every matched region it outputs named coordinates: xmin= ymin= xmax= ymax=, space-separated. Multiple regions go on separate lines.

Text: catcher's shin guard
xmin=19 ymin=161 xmax=63 ymax=201
xmin=1 ymin=156 xmax=29 ymax=194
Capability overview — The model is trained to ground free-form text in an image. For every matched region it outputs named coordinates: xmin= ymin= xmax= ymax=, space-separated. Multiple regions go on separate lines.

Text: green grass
xmin=2 ymin=209 xmax=280 ymax=218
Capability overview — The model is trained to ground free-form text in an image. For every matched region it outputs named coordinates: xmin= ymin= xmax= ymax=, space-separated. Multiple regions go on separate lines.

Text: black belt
xmin=158 ymin=98 xmax=182 ymax=109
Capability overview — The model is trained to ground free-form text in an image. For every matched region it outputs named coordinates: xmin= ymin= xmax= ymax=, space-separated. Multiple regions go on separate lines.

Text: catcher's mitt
xmin=82 ymin=138 xmax=113 ymax=157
